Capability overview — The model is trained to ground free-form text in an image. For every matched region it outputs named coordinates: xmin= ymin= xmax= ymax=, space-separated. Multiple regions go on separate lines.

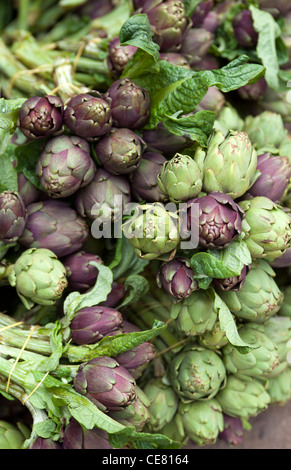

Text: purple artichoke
xmin=63 ymin=94 xmax=112 ymax=140
xmin=191 ymin=1 xmax=213 ymax=28
xmin=203 ymin=11 xmax=219 ymax=34
xmin=100 ymin=282 xmax=126 ymax=308
xmin=141 ymin=0 xmax=188 ymax=51
xmin=74 ymin=167 xmax=131 ymax=224
xmin=212 ymin=264 xmax=251 ymax=292
xmin=95 ymin=127 xmax=146 ymax=175
xmin=258 ymin=0 xmax=291 ymax=17
xmin=70 ymin=306 xmax=123 ymax=345
xmin=63 ymin=250 xmax=104 ymax=292
xmin=130 ymin=151 xmax=168 ymax=202
xmin=184 ymin=192 xmax=245 ymax=250
xmin=62 ymin=418 xmax=112 ymax=449
xmin=142 ymin=122 xmax=192 ymax=157
xmin=30 ymin=438 xmax=62 ymax=449
xmin=108 ymin=386 xmax=150 ymax=432
xmin=0 ymin=191 xmax=26 ymax=243
xmin=157 ymin=257 xmax=199 ymax=300
xmin=160 ymin=52 xmax=191 ymax=68
xmin=18 ymin=95 xmax=64 ymax=140
xmin=271 ymin=246 xmax=291 ymax=268
xmin=192 ymin=54 xmax=220 ymax=71
xmin=105 ymin=79 xmax=150 ymax=130
xmin=115 ymin=342 xmax=156 ymax=379
xmin=36 ymin=135 xmax=96 ymax=198
xmin=77 ymin=0 xmax=113 ymax=19
xmin=107 ymin=37 xmax=137 ymax=77
xmin=238 ymin=77 xmax=267 ymax=101
xmin=180 ymin=28 xmax=214 ymax=66
xmin=233 ymin=10 xmax=258 ymax=49
xmin=73 ymin=356 xmax=136 ymax=412
xmin=18 ymin=200 xmax=89 ymax=258
xmin=246 ymin=153 xmax=291 ymax=203
xmin=196 ymin=86 xmax=226 ymax=114
xmin=219 ymin=415 xmax=244 ymax=446
xmin=17 ymin=173 xmax=40 ymax=207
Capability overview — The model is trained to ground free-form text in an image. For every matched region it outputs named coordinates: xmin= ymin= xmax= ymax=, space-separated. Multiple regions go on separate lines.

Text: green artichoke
xmin=142 ymin=378 xmax=178 ymax=432
xmin=279 ymin=286 xmax=291 ymax=317
xmin=215 ymin=374 xmax=271 ymax=419
xmin=171 ymin=289 xmax=217 ymax=337
xmin=222 ymin=323 xmax=280 ymax=379
xmin=239 ymin=197 xmax=291 ymax=262
xmin=244 ymin=111 xmax=287 ymax=153
xmin=168 ymin=345 xmax=226 ymax=401
xmin=8 ymin=248 xmax=68 ymax=309
xmin=197 ymin=130 xmax=258 ymax=200
xmin=122 ymin=203 xmax=180 ymax=260
xmin=158 ymin=414 xmax=186 ymax=444
xmin=263 ymin=316 xmax=291 ymax=376
xmin=219 ymin=260 xmax=283 ymax=323
xmin=198 ymin=320 xmax=229 ymax=350
xmin=178 ymin=399 xmax=224 ymax=446
xmin=266 ymin=368 xmax=291 ymax=405
xmin=214 ymin=105 xmax=244 ymax=136
xmin=0 ymin=421 xmax=28 ymax=449
xmin=157 ymin=153 xmax=202 ymax=202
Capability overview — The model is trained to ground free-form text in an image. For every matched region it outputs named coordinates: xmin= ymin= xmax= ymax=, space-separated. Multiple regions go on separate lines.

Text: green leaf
xmin=163 ymin=110 xmax=216 ymax=147
xmin=183 ymin=0 xmax=202 ymax=18
xmin=34 ymin=419 xmax=56 ymax=439
xmin=0 ymin=98 xmax=26 ymax=156
xmin=110 ymin=236 xmax=149 ymax=281
xmin=118 ymin=274 xmax=149 ymax=308
xmin=15 ymin=139 xmax=45 ymax=190
xmin=250 ymin=5 xmax=283 ymax=91
xmin=0 ymin=153 xmax=18 ymax=192
xmin=211 ymin=289 xmax=254 ymax=352
xmin=119 ymin=14 xmax=160 ymax=61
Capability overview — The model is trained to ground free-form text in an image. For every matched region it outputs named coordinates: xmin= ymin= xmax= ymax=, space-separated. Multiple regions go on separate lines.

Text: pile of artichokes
xmin=1 ymin=0 xmax=291 ymax=450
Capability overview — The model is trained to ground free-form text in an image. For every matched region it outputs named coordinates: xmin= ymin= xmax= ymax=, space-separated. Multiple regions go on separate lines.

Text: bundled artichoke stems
xmin=1 ymin=0 xmax=291 ymax=450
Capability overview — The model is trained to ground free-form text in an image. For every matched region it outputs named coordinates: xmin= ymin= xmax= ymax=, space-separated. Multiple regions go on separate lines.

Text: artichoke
xmin=219 ymin=415 xmax=244 ymax=446
xmin=73 ymin=356 xmax=136 ymax=412
xmin=266 ymin=368 xmax=291 ymax=405
xmin=178 ymin=399 xmax=224 ymax=446
xmin=222 ymin=323 xmax=280 ymax=379
xmin=198 ymin=320 xmax=229 ymax=350
xmin=63 ymin=251 xmax=103 ymax=292
xmin=114 ymin=342 xmax=156 ymax=380
xmin=244 ymin=111 xmax=287 ymax=152
xmin=8 ymin=248 xmax=68 ymax=309
xmin=199 ymin=130 xmax=258 ymax=200
xmin=142 ymin=122 xmax=192 ymax=157
xmin=18 ymin=200 xmax=89 ymax=258
xmin=122 ymin=203 xmax=180 ymax=260
xmin=184 ymin=192 xmax=245 ymax=250
xmin=108 ymin=386 xmax=150 ymax=432
xmin=0 ymin=191 xmax=26 ymax=243
xmin=214 ymin=105 xmax=244 ymax=137
xmin=171 ymin=289 xmax=217 ymax=337
xmin=17 ymin=173 xmax=40 ymax=207
xmin=233 ymin=10 xmax=258 ymax=48
xmin=17 ymin=95 xmax=63 ymax=140
xmin=159 ymin=52 xmax=191 ymax=68
xmin=196 ymin=86 xmax=226 ymax=114
xmin=156 ymin=257 xmax=199 ymax=301
xmin=246 ymin=153 xmax=291 ymax=203
xmin=168 ymin=345 xmax=226 ymax=400
xmin=130 ymin=151 xmax=168 ymax=203
xmin=105 ymin=78 xmax=150 ymax=130
xmin=180 ymin=28 xmax=214 ymax=66
xmin=238 ymin=77 xmax=267 ymax=101
xmin=36 ymin=135 xmax=96 ymax=198
xmin=95 ymin=127 xmax=146 ymax=175
xmin=62 ymin=418 xmax=112 ymax=449
xmin=239 ymin=197 xmax=291 ymax=262
xmin=219 ymin=260 xmax=283 ymax=323
xmin=215 ymin=374 xmax=271 ymax=419
xmin=142 ymin=378 xmax=178 ymax=432
xmin=258 ymin=0 xmax=291 ymax=17
xmin=212 ymin=264 xmax=250 ymax=292
xmin=157 ymin=153 xmax=202 ymax=202
xmin=263 ymin=316 xmax=291 ymax=376
xmin=107 ymin=37 xmax=137 ymax=77
xmin=0 ymin=421 xmax=28 ymax=449
xmin=63 ymin=93 xmax=112 ymax=140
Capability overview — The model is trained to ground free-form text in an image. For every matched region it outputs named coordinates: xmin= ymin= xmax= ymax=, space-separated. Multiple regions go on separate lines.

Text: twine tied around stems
xmin=7 ymin=64 xmax=53 ymax=95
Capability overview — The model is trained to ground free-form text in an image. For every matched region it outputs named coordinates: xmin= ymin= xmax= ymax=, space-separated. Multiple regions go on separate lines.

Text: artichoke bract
xmin=107 ymin=37 xmax=137 ymax=77
xmin=115 ymin=342 xmax=156 ymax=380
xmin=219 ymin=415 xmax=244 ymax=446
xmin=0 ymin=191 xmax=26 ymax=243
xmin=216 ymin=374 xmax=271 ymax=419
xmin=8 ymin=248 xmax=68 ymax=309
xmin=159 ymin=52 xmax=191 ymax=68
xmin=178 ymin=399 xmax=224 ymax=446
xmin=171 ymin=289 xmax=217 ymax=337
xmin=122 ymin=203 xmax=180 ymax=260
xmin=142 ymin=378 xmax=178 ymax=432
xmin=156 ymin=257 xmax=199 ymax=301
xmin=17 ymin=95 xmax=64 ymax=140
xmin=212 ymin=264 xmax=250 ymax=292
xmin=198 ymin=320 xmax=229 ymax=350
xmin=157 ymin=153 xmax=202 ymax=203
xmin=62 ymin=418 xmax=112 ymax=449
xmin=0 ymin=420 xmax=27 ymax=449
xmin=18 ymin=200 xmax=89 ymax=258
xmin=105 ymin=78 xmax=150 ymax=130
xmin=263 ymin=316 xmax=291 ymax=376
xmin=219 ymin=260 xmax=283 ymax=323
xmin=73 ymin=356 xmax=136 ymax=412
xmin=95 ymin=127 xmax=146 ymax=175
xmin=63 ymin=250 xmax=103 ymax=292
xmin=141 ymin=0 xmax=188 ymax=52
xmin=169 ymin=345 xmax=226 ymax=401
xmin=109 ymin=386 xmax=150 ymax=432
xmin=180 ymin=28 xmax=214 ymax=66
xmin=184 ymin=192 xmax=244 ymax=250
xmin=63 ymin=93 xmax=112 ymax=140
xmin=239 ymin=196 xmax=291 ymax=261
xmin=246 ymin=153 xmax=291 ymax=203
xmin=238 ymin=77 xmax=267 ymax=101
xmin=222 ymin=323 xmax=280 ymax=379
xmin=17 ymin=173 xmax=40 ymax=206
xmin=196 ymin=86 xmax=226 ymax=114
xmin=130 ymin=151 xmax=168 ymax=203
xmin=244 ymin=111 xmax=287 ymax=152
xmin=36 ymin=135 xmax=96 ymax=198
xmin=233 ymin=10 xmax=258 ymax=48
xmin=75 ymin=167 xmax=131 ymax=224
xmin=266 ymin=368 xmax=291 ymax=405
xmin=200 ymin=131 xmax=258 ymax=200
xmin=70 ymin=306 xmax=123 ymax=345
